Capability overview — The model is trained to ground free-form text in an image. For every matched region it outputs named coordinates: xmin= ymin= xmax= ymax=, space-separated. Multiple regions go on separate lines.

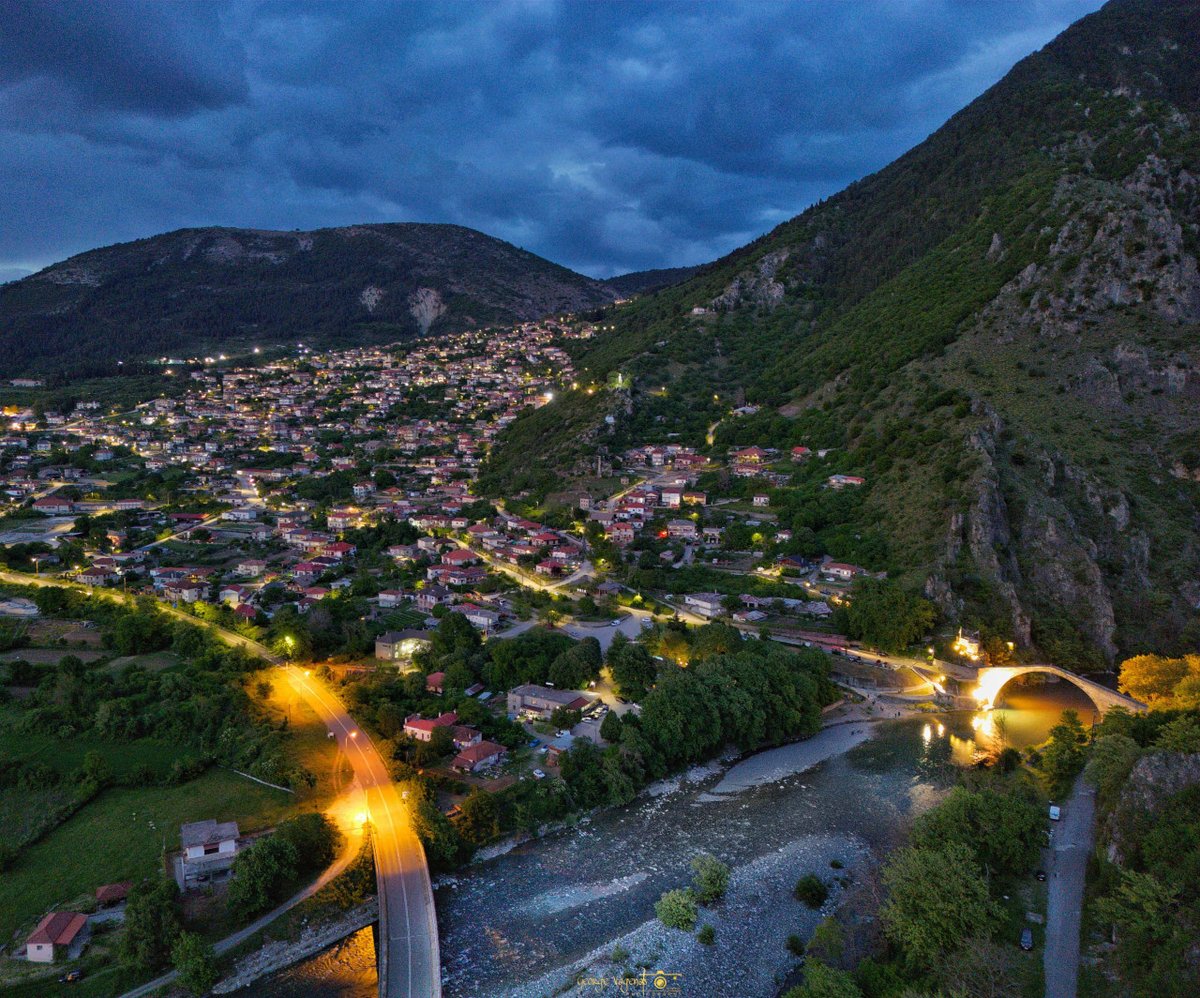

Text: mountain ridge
xmin=0 ymin=222 xmax=619 ymax=377
xmin=480 ymin=0 xmax=1200 ymax=664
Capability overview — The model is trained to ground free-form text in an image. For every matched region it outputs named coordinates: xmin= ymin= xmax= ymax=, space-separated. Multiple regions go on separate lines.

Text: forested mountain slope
xmin=481 ymin=0 xmax=1200 ymax=665
xmin=0 ymin=223 xmax=618 ymax=378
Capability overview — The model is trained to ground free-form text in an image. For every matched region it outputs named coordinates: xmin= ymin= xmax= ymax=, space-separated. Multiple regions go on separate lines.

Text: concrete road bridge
xmin=973 ymin=663 xmax=1145 ymax=715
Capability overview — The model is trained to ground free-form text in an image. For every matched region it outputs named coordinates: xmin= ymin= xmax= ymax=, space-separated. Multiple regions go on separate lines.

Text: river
xmin=240 ymin=680 xmax=1093 ymax=997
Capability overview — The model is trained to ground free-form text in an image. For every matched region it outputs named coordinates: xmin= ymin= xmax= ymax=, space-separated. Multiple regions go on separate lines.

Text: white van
xmin=1049 ymin=804 xmax=1061 ymax=821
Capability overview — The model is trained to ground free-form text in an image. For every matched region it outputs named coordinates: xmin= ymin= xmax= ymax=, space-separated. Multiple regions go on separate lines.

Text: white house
xmin=26 ymin=912 xmax=90 ymax=963
xmin=180 ymin=819 xmax=240 ymax=885
xmin=683 ymin=592 xmax=725 ymax=618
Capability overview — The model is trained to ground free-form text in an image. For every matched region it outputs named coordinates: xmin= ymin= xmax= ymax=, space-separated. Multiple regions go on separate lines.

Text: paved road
xmin=287 ymin=667 xmax=441 ymax=998
xmin=1044 ymin=778 xmax=1096 ymax=998
xmin=0 ymin=571 xmax=442 ymax=998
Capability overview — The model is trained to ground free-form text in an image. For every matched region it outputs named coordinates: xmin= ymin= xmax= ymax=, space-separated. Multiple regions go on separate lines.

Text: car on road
xmin=1049 ymin=804 xmax=1061 ymax=821
xmin=527 ymin=739 xmax=540 ymax=748
xmin=58 ymin=970 xmax=83 ymax=984
xmin=1019 ymin=928 xmax=1034 ymax=951
xmin=532 ymin=769 xmax=546 ymax=780
xmin=1035 ymin=869 xmax=1047 ymax=882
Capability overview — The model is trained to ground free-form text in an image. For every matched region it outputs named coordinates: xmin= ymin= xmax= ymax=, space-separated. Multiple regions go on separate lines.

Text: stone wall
xmin=212 ymin=899 xmax=378 ymax=994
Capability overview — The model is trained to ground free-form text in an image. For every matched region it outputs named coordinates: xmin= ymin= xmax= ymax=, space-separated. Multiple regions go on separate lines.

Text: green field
xmin=0 ymin=768 xmax=293 ymax=942
xmin=381 ymin=605 xmax=429 ymax=630
xmin=103 ymin=651 xmax=180 ymax=673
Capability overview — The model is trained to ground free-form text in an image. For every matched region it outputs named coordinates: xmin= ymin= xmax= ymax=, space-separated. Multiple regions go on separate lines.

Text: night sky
xmin=0 ymin=0 xmax=1104 ymax=282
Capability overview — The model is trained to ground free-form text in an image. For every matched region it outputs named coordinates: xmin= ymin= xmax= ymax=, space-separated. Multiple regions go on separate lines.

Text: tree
xmin=845 ymin=578 xmax=935 ymax=653
xmin=943 ymin=937 xmax=1018 ymax=998
xmin=455 ymin=789 xmax=500 ymax=846
xmin=784 ymin=961 xmax=863 ymax=998
xmin=655 ymin=888 xmax=698 ymax=931
xmin=880 ymin=843 xmax=1002 ymax=969
xmin=599 ymin=709 xmax=624 ymax=743
xmin=273 ymin=812 xmax=340 ymax=873
xmin=79 ymin=749 xmax=112 ymax=787
xmin=1095 ymin=869 xmax=1189 ymax=993
xmin=550 ymin=706 xmax=582 ymax=731
xmin=1118 ymin=654 xmax=1188 ymax=706
xmin=608 ymin=640 xmax=657 ymax=701
xmin=690 ymin=853 xmax=730 ymax=904
xmin=910 ymin=784 xmax=1044 ymax=877
xmin=1040 ymin=709 xmax=1089 ymax=797
xmin=430 ymin=612 xmax=481 ymax=659
xmin=172 ymin=931 xmax=219 ymax=995
xmin=410 ymin=798 xmax=465 ymax=870
xmin=1155 ymin=714 xmax=1200 ymax=752
xmin=120 ymin=877 xmax=181 ymax=970
xmin=1085 ymin=734 xmax=1142 ymax=809
xmin=226 ymin=836 xmax=300 ymax=918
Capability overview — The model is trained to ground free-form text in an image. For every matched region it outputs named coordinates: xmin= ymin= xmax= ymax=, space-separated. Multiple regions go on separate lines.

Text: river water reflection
xmin=242 ymin=682 xmax=1093 ymax=997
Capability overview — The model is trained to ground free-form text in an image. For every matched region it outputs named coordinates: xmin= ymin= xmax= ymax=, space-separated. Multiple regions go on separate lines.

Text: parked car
xmin=1049 ymin=804 xmax=1061 ymax=821
xmin=532 ymin=769 xmax=546 ymax=780
xmin=1019 ymin=928 xmax=1034 ymax=951
xmin=58 ymin=970 xmax=84 ymax=984
xmin=1035 ymin=869 xmax=1047 ymax=882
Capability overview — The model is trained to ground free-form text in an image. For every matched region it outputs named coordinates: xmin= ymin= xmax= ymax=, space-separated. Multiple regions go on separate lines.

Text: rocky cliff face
xmin=492 ymin=0 xmax=1200 ymax=663
xmin=1104 ymin=751 xmax=1200 ymax=865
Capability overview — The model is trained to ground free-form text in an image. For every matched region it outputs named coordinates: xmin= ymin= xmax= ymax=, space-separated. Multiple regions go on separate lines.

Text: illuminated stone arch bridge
xmin=971 ymin=664 xmax=1145 ymax=716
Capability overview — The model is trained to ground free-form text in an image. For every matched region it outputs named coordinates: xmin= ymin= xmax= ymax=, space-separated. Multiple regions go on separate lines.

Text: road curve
xmin=286 ymin=667 xmax=442 ymax=998
xmin=0 ymin=572 xmax=441 ymax=997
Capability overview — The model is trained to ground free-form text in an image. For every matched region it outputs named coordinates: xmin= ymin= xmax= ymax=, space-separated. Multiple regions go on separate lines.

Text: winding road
xmin=0 ymin=570 xmax=441 ymax=998
xmin=286 ymin=666 xmax=441 ymax=998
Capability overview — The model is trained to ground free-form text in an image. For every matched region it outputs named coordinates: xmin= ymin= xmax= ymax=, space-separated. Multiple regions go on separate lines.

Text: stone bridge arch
xmin=973 ymin=664 xmax=1145 ymax=716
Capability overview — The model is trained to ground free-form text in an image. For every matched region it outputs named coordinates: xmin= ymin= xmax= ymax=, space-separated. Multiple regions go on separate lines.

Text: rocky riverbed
xmin=248 ymin=702 xmax=1079 ymax=998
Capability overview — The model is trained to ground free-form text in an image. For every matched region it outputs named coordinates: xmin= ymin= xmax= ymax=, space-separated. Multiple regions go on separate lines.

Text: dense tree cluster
xmin=843 ymin=578 xmax=935 ymax=654
xmin=561 ymin=642 xmax=834 ymax=809
xmin=226 ymin=813 xmax=340 ymax=918
xmin=2 ymin=586 xmax=302 ymax=787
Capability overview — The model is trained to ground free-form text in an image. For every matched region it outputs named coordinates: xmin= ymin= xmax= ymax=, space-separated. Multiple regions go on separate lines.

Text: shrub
xmin=787 ymin=933 xmax=806 ymax=956
xmin=690 ymin=852 xmax=731 ymax=904
xmin=655 ymin=888 xmax=698 ymax=931
xmin=795 ymin=874 xmax=829 ymax=909
xmin=697 ymin=923 xmax=716 ymax=945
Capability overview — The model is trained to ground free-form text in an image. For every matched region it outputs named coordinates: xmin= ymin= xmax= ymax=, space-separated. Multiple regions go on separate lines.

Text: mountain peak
xmin=0 ymin=222 xmax=617 ymax=377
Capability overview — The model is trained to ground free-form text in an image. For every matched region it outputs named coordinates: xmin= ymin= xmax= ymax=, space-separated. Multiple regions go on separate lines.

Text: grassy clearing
xmin=0 ymin=785 xmax=83 ymax=845
xmin=0 ymin=769 xmax=292 ymax=943
xmin=0 ymin=648 xmax=106 ymax=664
xmin=380 ymin=605 xmax=429 ymax=630
xmin=104 ymin=651 xmax=180 ymax=673
xmin=250 ymin=668 xmax=352 ymax=809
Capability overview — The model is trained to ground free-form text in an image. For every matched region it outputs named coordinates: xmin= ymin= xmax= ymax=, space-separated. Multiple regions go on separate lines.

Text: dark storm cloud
xmin=0 ymin=0 xmax=1104 ymax=278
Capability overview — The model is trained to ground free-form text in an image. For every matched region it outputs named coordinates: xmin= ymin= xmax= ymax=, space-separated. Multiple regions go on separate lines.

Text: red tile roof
xmin=28 ymin=911 xmax=87 ymax=946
